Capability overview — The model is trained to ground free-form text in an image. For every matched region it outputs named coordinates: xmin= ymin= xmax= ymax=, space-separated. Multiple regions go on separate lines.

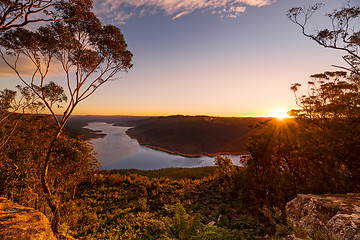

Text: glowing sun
xmin=272 ymin=109 xmax=289 ymax=119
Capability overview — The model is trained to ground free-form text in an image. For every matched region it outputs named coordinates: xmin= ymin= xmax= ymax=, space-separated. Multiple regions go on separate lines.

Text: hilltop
xmin=126 ymin=115 xmax=270 ymax=156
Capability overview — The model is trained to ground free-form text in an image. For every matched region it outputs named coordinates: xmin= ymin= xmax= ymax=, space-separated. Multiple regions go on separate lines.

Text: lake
xmin=85 ymin=122 xmax=243 ymax=170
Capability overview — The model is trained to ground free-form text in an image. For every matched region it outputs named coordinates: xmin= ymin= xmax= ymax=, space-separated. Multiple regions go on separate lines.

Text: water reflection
xmin=172 ymin=157 xmax=205 ymax=167
xmin=85 ymin=122 xmax=242 ymax=170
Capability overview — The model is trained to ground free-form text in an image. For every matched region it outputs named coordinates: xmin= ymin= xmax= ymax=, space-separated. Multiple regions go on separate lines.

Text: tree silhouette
xmin=0 ymin=0 xmax=91 ymax=32
xmin=287 ymin=3 xmax=359 ymax=74
xmin=245 ymin=2 xmax=360 ymax=202
xmin=288 ymin=3 xmax=360 ymax=191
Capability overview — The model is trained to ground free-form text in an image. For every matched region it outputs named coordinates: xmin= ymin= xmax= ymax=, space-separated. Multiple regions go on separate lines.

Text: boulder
xmin=286 ymin=193 xmax=360 ymax=240
xmin=0 ymin=197 xmax=56 ymax=240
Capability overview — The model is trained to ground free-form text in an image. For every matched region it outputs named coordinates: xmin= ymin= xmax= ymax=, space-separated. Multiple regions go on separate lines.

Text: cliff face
xmin=0 ymin=197 xmax=56 ymax=240
xmin=286 ymin=194 xmax=360 ymax=240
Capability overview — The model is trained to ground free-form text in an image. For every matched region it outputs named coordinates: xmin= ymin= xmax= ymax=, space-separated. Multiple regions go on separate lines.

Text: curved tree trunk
xmin=41 ymin=128 xmax=63 ymax=237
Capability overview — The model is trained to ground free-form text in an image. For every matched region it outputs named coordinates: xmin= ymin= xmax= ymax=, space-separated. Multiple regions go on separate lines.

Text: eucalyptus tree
xmin=0 ymin=0 xmax=91 ymax=32
xmin=0 ymin=6 xmax=132 ymax=235
xmin=244 ymin=3 xmax=360 ymax=202
xmin=0 ymin=0 xmax=91 ymax=151
xmin=289 ymin=70 xmax=360 ymax=192
xmin=287 ymin=2 xmax=360 ymax=191
xmin=287 ymin=3 xmax=360 ymax=74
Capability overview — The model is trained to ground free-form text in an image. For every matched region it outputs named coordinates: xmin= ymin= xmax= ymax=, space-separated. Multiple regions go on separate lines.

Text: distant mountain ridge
xmin=126 ymin=115 xmax=270 ymax=156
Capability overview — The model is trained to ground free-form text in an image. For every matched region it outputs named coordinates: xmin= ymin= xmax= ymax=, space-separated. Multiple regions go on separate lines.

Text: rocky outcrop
xmin=286 ymin=193 xmax=360 ymax=240
xmin=0 ymin=197 xmax=56 ymax=240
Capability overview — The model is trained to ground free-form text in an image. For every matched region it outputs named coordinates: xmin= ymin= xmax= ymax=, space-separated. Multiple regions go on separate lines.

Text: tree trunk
xmin=41 ymin=128 xmax=63 ymax=237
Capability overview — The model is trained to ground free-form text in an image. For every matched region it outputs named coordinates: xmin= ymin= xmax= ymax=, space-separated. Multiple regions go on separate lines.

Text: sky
xmin=0 ymin=0 xmax=356 ymax=117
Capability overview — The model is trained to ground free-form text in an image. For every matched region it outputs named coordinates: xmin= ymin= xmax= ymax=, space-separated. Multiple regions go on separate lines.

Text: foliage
xmin=63 ymin=169 xmax=266 ymax=239
xmin=0 ymin=115 xmax=53 ymax=203
xmin=0 ymin=115 xmax=98 ymax=217
xmin=0 ymin=0 xmax=132 ymax=234
xmin=72 ymin=173 xmax=198 ymax=239
xmin=227 ymin=5 xmax=360 ymax=239
xmin=0 ymin=85 xmax=44 ymax=148
xmin=214 ymin=156 xmax=236 ymax=180
xmin=0 ymin=10 xmax=132 ymax=127
xmin=0 ymin=115 xmax=269 ymax=239
xmin=287 ymin=1 xmax=360 ymax=192
xmin=290 ymin=71 xmax=360 ymax=192
xmin=287 ymin=3 xmax=360 ymax=73
xmin=246 ymin=119 xmax=304 ymax=204
xmin=190 ymin=225 xmax=237 ymax=240
xmin=244 ymin=2 xmax=360 ymax=208
xmin=0 ymin=0 xmax=92 ymax=32
xmin=108 ymin=167 xmax=218 ymax=180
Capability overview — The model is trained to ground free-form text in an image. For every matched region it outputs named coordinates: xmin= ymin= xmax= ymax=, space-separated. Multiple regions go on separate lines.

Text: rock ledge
xmin=286 ymin=193 xmax=360 ymax=240
xmin=0 ymin=197 xmax=56 ymax=240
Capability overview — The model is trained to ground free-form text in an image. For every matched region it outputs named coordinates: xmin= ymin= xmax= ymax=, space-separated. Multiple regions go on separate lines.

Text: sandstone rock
xmin=0 ymin=197 xmax=57 ymax=240
xmin=286 ymin=193 xmax=360 ymax=240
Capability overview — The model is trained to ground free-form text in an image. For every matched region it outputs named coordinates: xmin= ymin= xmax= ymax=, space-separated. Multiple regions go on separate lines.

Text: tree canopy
xmin=0 ymin=0 xmax=92 ymax=32
xmin=287 ymin=3 xmax=360 ymax=74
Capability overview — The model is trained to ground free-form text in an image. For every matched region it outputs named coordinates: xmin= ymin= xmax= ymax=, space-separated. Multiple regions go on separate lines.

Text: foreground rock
xmin=286 ymin=193 xmax=360 ymax=240
xmin=0 ymin=197 xmax=56 ymax=240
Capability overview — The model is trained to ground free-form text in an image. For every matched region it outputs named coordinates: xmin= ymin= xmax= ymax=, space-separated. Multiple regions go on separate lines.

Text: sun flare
xmin=272 ymin=109 xmax=289 ymax=119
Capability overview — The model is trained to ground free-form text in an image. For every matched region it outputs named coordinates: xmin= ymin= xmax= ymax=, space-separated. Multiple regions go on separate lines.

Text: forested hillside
xmin=127 ymin=115 xmax=267 ymax=156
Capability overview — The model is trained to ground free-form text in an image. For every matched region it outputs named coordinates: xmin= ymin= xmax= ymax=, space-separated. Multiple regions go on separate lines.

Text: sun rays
xmin=271 ymin=109 xmax=290 ymax=120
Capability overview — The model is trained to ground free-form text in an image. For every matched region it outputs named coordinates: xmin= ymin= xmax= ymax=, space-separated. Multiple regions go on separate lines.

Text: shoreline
xmin=127 ymin=133 xmax=248 ymax=158
xmin=84 ymin=122 xmax=249 ymax=158
xmin=85 ymin=133 xmax=107 ymax=141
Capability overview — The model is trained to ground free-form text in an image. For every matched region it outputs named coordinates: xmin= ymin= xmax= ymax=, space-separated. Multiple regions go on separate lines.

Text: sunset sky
xmin=0 ymin=0 xmax=355 ymax=117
